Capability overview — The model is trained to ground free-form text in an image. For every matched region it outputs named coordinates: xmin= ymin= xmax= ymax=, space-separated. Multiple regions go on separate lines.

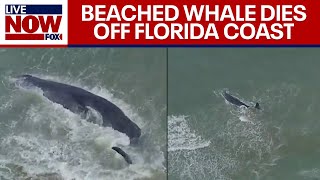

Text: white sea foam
xmin=0 ymin=74 xmax=165 ymax=180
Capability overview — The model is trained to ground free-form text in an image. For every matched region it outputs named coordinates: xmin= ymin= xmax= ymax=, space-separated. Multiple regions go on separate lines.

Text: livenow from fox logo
xmin=6 ymin=5 xmax=63 ymax=40
xmin=1 ymin=1 xmax=67 ymax=45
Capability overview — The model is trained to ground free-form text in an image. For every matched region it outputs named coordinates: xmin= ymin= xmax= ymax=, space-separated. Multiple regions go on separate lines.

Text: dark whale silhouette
xmin=112 ymin=147 xmax=132 ymax=164
xmin=222 ymin=91 xmax=260 ymax=110
xmin=16 ymin=74 xmax=140 ymax=164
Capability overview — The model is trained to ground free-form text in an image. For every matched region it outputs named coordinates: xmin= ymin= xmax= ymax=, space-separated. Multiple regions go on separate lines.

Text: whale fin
xmin=112 ymin=146 xmax=133 ymax=164
xmin=255 ymin=103 xmax=261 ymax=109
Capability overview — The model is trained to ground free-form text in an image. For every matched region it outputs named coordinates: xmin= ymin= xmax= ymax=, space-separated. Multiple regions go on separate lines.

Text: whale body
xmin=222 ymin=91 xmax=260 ymax=110
xmin=16 ymin=75 xmax=141 ymax=164
xmin=16 ymin=75 xmax=141 ymax=142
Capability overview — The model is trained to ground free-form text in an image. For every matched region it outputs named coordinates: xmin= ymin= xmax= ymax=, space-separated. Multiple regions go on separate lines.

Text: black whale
xmin=17 ymin=75 xmax=141 ymax=144
xmin=222 ymin=91 xmax=260 ymax=110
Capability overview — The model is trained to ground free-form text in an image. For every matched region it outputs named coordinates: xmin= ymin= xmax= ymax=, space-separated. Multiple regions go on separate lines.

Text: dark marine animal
xmin=16 ymin=74 xmax=141 ymax=164
xmin=222 ymin=90 xmax=260 ymax=110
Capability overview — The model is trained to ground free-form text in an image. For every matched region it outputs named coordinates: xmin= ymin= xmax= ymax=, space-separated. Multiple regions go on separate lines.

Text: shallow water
xmin=2 ymin=47 xmax=320 ymax=180
xmin=168 ymin=48 xmax=320 ymax=180
xmin=0 ymin=48 xmax=167 ymax=180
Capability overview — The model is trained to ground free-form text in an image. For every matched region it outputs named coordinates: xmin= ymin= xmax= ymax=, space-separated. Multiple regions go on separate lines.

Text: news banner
xmin=0 ymin=0 xmax=319 ymax=47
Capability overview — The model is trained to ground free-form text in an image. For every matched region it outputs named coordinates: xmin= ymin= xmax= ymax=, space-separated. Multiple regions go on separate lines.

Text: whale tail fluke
xmin=112 ymin=146 xmax=133 ymax=164
xmin=255 ymin=102 xmax=261 ymax=110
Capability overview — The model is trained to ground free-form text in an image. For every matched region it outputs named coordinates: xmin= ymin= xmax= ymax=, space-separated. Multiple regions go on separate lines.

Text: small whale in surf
xmin=221 ymin=90 xmax=261 ymax=110
xmin=112 ymin=147 xmax=132 ymax=164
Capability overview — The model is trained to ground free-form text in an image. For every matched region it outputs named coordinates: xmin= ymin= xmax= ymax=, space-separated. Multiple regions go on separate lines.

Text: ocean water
xmin=0 ymin=48 xmax=167 ymax=180
xmin=168 ymin=48 xmax=320 ymax=180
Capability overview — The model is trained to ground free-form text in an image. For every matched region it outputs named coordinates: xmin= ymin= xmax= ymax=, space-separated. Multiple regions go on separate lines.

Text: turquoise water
xmin=168 ymin=48 xmax=320 ymax=180
xmin=0 ymin=48 xmax=167 ymax=180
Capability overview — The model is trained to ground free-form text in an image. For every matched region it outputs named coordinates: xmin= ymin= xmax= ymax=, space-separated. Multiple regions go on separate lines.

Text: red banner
xmin=68 ymin=0 xmax=320 ymax=46
xmin=1 ymin=0 xmax=319 ymax=46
